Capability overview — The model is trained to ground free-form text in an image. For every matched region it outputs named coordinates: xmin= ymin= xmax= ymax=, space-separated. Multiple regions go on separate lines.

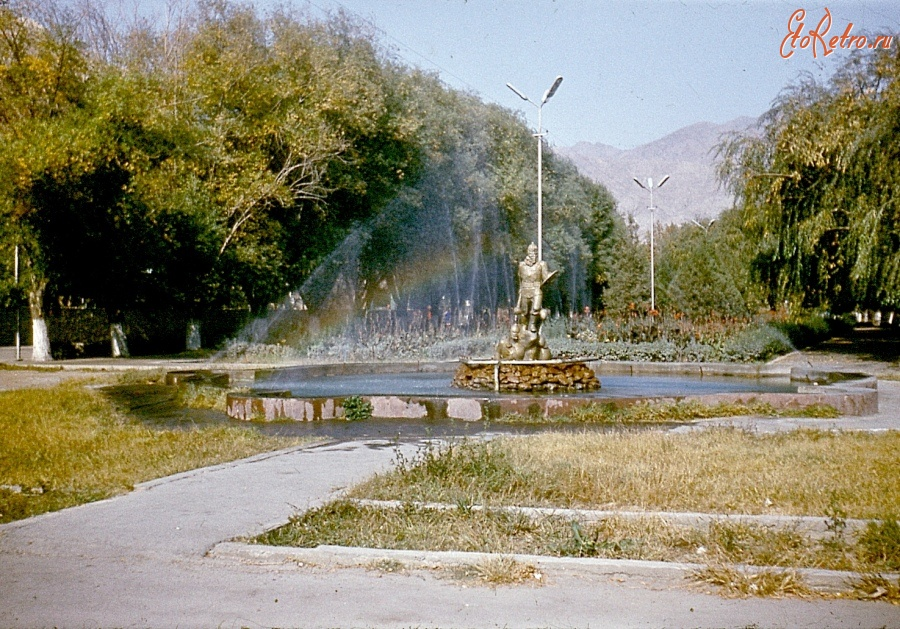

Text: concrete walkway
xmin=2 ymin=439 xmax=899 ymax=628
xmin=2 ymin=344 xmax=900 ymax=627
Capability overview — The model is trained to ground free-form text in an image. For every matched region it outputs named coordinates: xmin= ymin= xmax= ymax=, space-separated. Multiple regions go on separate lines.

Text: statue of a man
xmin=515 ymin=242 xmax=550 ymax=332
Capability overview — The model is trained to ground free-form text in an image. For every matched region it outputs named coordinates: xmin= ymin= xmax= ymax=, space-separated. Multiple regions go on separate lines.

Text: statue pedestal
xmin=453 ymin=358 xmax=600 ymax=393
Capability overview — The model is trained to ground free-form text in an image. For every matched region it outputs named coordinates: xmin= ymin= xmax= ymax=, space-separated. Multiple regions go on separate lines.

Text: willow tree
xmin=718 ymin=46 xmax=900 ymax=313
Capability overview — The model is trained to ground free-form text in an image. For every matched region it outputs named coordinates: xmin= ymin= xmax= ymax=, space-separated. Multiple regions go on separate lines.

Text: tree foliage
xmin=0 ymin=0 xmax=622 ymax=353
xmin=654 ymin=209 xmax=765 ymax=319
xmin=718 ymin=46 xmax=900 ymax=312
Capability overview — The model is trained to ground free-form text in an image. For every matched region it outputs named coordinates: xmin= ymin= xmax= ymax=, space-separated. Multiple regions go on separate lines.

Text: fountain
xmin=202 ymin=76 xmax=878 ymax=426
xmin=216 ymin=247 xmax=878 ymax=425
xmin=452 ymin=242 xmax=600 ymax=393
xmin=215 ymin=240 xmax=878 ymax=423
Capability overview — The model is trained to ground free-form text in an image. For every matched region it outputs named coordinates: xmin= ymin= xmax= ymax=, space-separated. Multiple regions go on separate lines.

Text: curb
xmin=207 ymin=541 xmax=868 ymax=593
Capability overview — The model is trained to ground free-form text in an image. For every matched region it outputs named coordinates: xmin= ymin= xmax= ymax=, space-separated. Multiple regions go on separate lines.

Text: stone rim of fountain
xmin=160 ymin=361 xmax=879 ymax=422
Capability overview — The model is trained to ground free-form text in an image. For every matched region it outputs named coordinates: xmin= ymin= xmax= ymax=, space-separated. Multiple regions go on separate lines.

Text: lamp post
xmin=691 ymin=218 xmax=716 ymax=234
xmin=632 ymin=175 xmax=670 ymax=312
xmin=14 ymin=244 xmax=20 ymax=361
xmin=507 ymin=75 xmax=563 ymax=263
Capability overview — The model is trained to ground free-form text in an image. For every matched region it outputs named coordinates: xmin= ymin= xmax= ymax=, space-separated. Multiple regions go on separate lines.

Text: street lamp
xmin=14 ymin=244 xmax=20 ymax=361
xmin=507 ymin=75 xmax=563 ymax=263
xmin=632 ymin=175 xmax=670 ymax=312
xmin=691 ymin=218 xmax=716 ymax=234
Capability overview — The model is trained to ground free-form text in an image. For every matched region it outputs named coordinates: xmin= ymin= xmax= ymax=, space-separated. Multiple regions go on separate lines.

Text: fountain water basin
xmin=222 ymin=361 xmax=878 ymax=422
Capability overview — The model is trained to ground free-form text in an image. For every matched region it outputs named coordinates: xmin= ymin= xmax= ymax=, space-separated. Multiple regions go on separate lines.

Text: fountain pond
xmin=220 ymin=361 xmax=878 ymax=423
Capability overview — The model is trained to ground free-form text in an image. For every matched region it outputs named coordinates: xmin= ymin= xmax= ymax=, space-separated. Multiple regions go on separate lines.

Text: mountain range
xmin=557 ymin=116 xmax=758 ymax=234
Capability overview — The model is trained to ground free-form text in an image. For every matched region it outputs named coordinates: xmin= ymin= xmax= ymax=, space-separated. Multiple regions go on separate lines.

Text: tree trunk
xmin=28 ymin=280 xmax=52 ymax=362
xmin=110 ymin=322 xmax=130 ymax=358
xmin=186 ymin=319 xmax=202 ymax=351
xmin=31 ymin=317 xmax=51 ymax=362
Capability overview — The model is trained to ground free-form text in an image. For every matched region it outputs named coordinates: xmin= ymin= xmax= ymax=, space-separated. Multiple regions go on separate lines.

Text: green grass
xmin=0 ymin=384 xmax=312 ymax=523
xmin=498 ymin=399 xmax=841 ymax=425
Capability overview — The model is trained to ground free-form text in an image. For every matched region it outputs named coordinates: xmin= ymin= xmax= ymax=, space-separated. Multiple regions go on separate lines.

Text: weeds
xmin=505 ymin=398 xmax=840 ymax=425
xmin=257 ymin=499 xmax=897 ymax=577
xmin=342 ymin=396 xmax=373 ymax=421
xmin=115 ymin=369 xmax=167 ymax=385
xmin=365 ymin=559 xmax=406 ymax=574
xmin=0 ymin=363 xmax=63 ymax=372
xmin=257 ymin=431 xmax=900 ymax=600
xmin=692 ymin=565 xmax=812 ymax=598
xmin=858 ymin=518 xmax=900 ymax=570
xmin=175 ymin=383 xmax=234 ymax=412
xmin=465 ymin=556 xmax=543 ymax=586
xmin=850 ymin=574 xmax=900 ymax=603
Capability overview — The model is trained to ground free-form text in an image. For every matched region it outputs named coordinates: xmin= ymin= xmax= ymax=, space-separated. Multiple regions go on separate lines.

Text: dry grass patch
xmin=692 ymin=565 xmax=813 ymax=598
xmin=257 ymin=499 xmax=899 ymax=574
xmin=450 ymin=556 xmax=544 ymax=587
xmin=254 ymin=500 xmax=556 ymax=554
xmin=351 ymin=431 xmax=900 ymax=518
xmin=0 ymin=384 xmax=311 ymax=522
xmin=850 ymin=574 xmax=900 ymax=603
xmin=258 ymin=431 xmax=899 ymax=598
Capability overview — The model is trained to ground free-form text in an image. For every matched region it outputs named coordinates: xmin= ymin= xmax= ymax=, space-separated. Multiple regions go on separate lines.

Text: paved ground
xmin=1 ymin=336 xmax=899 ymax=628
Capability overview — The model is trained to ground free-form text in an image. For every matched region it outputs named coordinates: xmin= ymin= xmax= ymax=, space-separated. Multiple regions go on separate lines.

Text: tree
xmin=653 ymin=211 xmax=764 ymax=320
xmin=599 ymin=215 xmax=650 ymax=316
xmin=0 ymin=1 xmax=89 ymax=360
xmin=718 ymin=46 xmax=900 ymax=313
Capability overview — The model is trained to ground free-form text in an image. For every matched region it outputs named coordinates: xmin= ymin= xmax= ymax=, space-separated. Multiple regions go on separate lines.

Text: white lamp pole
xmin=14 ymin=244 xmax=20 ymax=361
xmin=507 ymin=76 xmax=563 ymax=263
xmin=632 ymin=175 xmax=670 ymax=312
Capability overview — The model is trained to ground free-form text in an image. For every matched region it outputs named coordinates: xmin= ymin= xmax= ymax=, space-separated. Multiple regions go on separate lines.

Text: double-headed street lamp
xmin=691 ymin=218 xmax=716 ymax=234
xmin=507 ymin=75 xmax=563 ymax=263
xmin=632 ymin=174 xmax=670 ymax=312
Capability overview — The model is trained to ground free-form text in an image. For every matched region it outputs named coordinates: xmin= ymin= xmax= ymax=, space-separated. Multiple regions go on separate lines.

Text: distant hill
xmin=557 ymin=117 xmax=758 ymax=234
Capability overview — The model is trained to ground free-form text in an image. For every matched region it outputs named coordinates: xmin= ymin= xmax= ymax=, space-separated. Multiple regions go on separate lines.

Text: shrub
xmin=770 ymin=313 xmax=832 ymax=349
xmin=342 ymin=396 xmax=373 ymax=421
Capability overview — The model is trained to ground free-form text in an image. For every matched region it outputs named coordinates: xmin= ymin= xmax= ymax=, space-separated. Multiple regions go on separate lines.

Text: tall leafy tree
xmin=601 ymin=215 xmax=650 ymax=316
xmin=654 ymin=210 xmax=762 ymax=319
xmin=719 ymin=46 xmax=900 ymax=313
xmin=0 ymin=0 xmax=89 ymax=360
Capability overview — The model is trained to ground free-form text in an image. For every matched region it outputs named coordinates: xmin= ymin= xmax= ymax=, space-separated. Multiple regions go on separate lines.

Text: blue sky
xmin=134 ymin=0 xmax=899 ymax=148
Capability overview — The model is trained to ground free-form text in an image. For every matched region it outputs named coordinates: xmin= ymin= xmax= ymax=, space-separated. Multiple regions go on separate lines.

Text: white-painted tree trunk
xmin=28 ymin=281 xmax=52 ymax=362
xmin=110 ymin=323 xmax=130 ymax=358
xmin=186 ymin=319 xmax=202 ymax=351
xmin=31 ymin=317 xmax=52 ymax=362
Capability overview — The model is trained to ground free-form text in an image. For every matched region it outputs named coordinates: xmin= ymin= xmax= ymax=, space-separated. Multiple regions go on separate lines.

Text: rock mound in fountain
xmin=452 ymin=358 xmax=600 ymax=393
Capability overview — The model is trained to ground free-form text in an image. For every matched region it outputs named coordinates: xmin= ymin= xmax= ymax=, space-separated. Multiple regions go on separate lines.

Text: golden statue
xmin=496 ymin=243 xmax=555 ymax=360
